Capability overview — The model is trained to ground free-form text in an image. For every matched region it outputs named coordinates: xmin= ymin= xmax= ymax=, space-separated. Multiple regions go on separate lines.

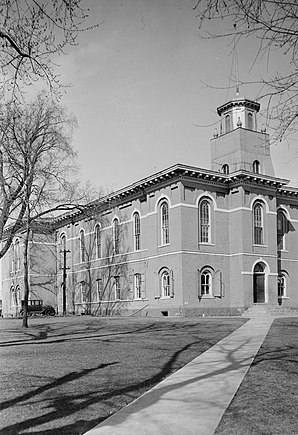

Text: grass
xmin=215 ymin=317 xmax=298 ymax=435
xmin=0 ymin=315 xmax=245 ymax=435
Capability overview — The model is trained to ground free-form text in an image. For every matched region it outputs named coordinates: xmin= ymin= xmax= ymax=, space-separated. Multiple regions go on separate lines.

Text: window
xmin=80 ymin=283 xmax=87 ymax=303
xmin=253 ymin=160 xmax=260 ymax=174
xmin=97 ymin=279 xmax=103 ymax=300
xmin=161 ymin=270 xmax=170 ymax=297
xmin=60 ymin=233 xmax=66 ymax=267
xmin=114 ymin=276 xmax=121 ymax=299
xmin=134 ymin=273 xmax=142 ymax=299
xmin=10 ymin=287 xmax=17 ymax=307
xmin=278 ymin=273 xmax=287 ymax=298
xmin=15 ymin=239 xmax=20 ymax=271
xmin=160 ymin=201 xmax=169 ymax=245
xmin=79 ymin=230 xmax=85 ymax=262
xmin=201 ymin=269 xmax=212 ymax=297
xmin=199 ymin=200 xmax=211 ymax=243
xmin=222 ymin=164 xmax=229 ymax=174
xmin=10 ymin=243 xmax=15 ymax=272
xmin=253 ymin=203 xmax=263 ymax=245
xmin=277 ymin=211 xmax=287 ymax=251
xmin=133 ymin=212 xmax=141 ymax=251
xmin=247 ymin=112 xmax=253 ymax=130
xmin=95 ymin=224 xmax=101 ymax=258
xmin=225 ymin=114 xmax=231 ymax=133
xmin=113 ymin=218 xmax=120 ymax=254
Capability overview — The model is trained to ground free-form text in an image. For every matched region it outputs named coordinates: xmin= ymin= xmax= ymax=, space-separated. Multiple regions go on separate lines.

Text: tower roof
xmin=217 ymin=97 xmax=260 ymax=116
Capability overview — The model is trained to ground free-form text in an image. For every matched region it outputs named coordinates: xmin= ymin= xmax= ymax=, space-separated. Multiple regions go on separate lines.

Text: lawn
xmin=0 ymin=315 xmax=245 ymax=435
xmin=215 ymin=317 xmax=298 ymax=435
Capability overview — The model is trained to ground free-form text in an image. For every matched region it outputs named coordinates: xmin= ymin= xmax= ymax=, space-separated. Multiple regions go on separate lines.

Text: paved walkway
xmin=85 ymin=316 xmax=274 ymax=435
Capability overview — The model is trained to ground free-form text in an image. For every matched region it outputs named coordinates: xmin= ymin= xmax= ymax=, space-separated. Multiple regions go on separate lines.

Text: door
xmin=253 ymin=263 xmax=265 ymax=303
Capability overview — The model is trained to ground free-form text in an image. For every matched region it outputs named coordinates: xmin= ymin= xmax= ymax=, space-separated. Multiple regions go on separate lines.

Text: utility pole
xmin=60 ymin=248 xmax=70 ymax=316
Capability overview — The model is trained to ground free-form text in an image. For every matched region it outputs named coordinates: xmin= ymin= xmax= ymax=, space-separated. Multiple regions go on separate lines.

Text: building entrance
xmin=253 ymin=263 xmax=265 ymax=303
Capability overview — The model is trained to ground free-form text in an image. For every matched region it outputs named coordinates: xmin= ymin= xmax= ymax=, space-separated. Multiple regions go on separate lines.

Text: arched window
xmin=278 ymin=273 xmax=287 ymax=298
xmin=134 ymin=273 xmax=142 ymax=299
xmin=201 ymin=269 xmax=213 ymax=297
xmin=222 ymin=164 xmax=229 ymax=174
xmin=253 ymin=203 xmax=263 ymax=245
xmin=114 ymin=276 xmax=121 ymax=299
xmin=10 ymin=286 xmax=17 ymax=307
xmin=113 ymin=218 xmax=120 ymax=254
xmin=277 ymin=210 xmax=287 ymax=251
xmin=133 ymin=212 xmax=141 ymax=251
xmin=247 ymin=112 xmax=253 ymax=130
xmin=199 ymin=200 xmax=211 ymax=243
xmin=161 ymin=269 xmax=170 ymax=297
xmin=160 ymin=201 xmax=169 ymax=245
xmin=79 ymin=229 xmax=85 ymax=262
xmin=253 ymin=160 xmax=260 ymax=174
xmin=15 ymin=239 xmax=20 ymax=271
xmin=225 ymin=114 xmax=231 ymax=133
xmin=95 ymin=224 xmax=101 ymax=258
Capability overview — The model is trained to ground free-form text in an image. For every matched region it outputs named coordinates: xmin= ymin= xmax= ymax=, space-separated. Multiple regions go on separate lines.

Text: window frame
xmin=253 ymin=160 xmax=260 ymax=174
xmin=134 ymin=273 xmax=142 ymax=299
xmin=199 ymin=199 xmax=211 ymax=244
xmin=114 ymin=276 xmax=121 ymax=299
xmin=161 ymin=269 xmax=171 ymax=298
xmin=201 ymin=269 xmax=213 ymax=297
xmin=247 ymin=112 xmax=253 ymax=130
xmin=277 ymin=210 xmax=287 ymax=251
xmin=133 ymin=212 xmax=141 ymax=251
xmin=113 ymin=218 xmax=120 ymax=255
xmin=95 ymin=224 xmax=102 ymax=259
xmin=160 ymin=201 xmax=169 ymax=245
xmin=253 ymin=203 xmax=264 ymax=245
xmin=79 ymin=229 xmax=86 ymax=263
xmin=278 ymin=274 xmax=286 ymax=298
xmin=225 ymin=114 xmax=231 ymax=133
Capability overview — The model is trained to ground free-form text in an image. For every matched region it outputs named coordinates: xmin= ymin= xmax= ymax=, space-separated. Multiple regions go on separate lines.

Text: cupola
xmin=217 ymin=91 xmax=260 ymax=135
xmin=210 ymin=92 xmax=275 ymax=177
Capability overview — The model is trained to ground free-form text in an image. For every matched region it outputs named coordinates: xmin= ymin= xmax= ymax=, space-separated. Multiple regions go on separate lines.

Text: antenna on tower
xmin=233 ymin=23 xmax=240 ymax=96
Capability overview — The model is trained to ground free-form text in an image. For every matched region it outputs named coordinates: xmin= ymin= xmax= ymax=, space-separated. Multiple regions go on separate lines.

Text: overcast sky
xmin=56 ymin=0 xmax=298 ymax=192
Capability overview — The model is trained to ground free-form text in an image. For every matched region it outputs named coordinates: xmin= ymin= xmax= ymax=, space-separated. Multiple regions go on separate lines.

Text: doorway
xmin=253 ymin=262 xmax=266 ymax=303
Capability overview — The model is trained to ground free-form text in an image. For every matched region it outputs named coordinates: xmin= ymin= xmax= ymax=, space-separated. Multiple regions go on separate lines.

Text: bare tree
xmin=0 ymin=0 xmax=96 ymax=97
xmin=0 ymin=91 xmax=80 ymax=259
xmin=194 ymin=0 xmax=298 ymax=141
xmin=68 ymin=212 xmax=130 ymax=317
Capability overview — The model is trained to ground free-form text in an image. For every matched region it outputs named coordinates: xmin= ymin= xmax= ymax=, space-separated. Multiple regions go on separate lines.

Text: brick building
xmin=1 ymin=94 xmax=298 ymax=317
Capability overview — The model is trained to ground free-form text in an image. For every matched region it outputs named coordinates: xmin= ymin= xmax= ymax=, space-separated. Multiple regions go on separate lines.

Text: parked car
xmin=20 ymin=299 xmax=55 ymax=316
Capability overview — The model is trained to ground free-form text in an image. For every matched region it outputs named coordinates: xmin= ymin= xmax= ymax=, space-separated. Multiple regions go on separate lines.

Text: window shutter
xmin=213 ymin=271 xmax=223 ymax=297
xmin=170 ymin=270 xmax=175 ymax=298
xmin=197 ymin=269 xmax=202 ymax=298
xmin=141 ymin=274 xmax=146 ymax=299
xmin=154 ymin=272 xmax=160 ymax=299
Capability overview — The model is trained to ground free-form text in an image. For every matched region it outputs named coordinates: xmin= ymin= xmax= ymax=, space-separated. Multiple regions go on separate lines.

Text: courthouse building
xmin=2 ymin=93 xmax=298 ymax=317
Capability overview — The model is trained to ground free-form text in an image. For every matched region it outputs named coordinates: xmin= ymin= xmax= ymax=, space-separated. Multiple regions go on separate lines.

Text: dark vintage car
xmin=20 ymin=300 xmax=55 ymax=316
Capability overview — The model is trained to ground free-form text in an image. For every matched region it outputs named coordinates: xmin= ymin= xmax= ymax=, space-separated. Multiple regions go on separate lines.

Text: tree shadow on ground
xmin=0 ymin=340 xmax=213 ymax=434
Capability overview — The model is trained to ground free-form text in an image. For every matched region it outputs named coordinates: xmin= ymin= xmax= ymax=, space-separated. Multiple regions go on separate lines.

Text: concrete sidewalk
xmin=85 ymin=316 xmax=274 ymax=435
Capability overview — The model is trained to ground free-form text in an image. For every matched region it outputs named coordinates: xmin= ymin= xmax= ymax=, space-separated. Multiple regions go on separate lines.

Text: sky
xmin=55 ymin=0 xmax=298 ymax=192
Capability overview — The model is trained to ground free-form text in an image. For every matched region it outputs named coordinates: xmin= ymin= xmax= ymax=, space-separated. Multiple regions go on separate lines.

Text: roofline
xmin=217 ymin=98 xmax=260 ymax=116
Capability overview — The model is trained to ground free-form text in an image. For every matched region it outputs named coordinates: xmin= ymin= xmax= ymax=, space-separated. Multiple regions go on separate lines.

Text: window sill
xmin=278 ymin=296 xmax=289 ymax=299
xmin=158 ymin=243 xmax=171 ymax=248
xmin=199 ymin=243 xmax=215 ymax=246
xmin=253 ymin=244 xmax=267 ymax=247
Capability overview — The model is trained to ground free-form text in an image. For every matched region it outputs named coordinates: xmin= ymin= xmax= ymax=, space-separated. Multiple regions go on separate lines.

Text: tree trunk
xmin=22 ymin=224 xmax=30 ymax=328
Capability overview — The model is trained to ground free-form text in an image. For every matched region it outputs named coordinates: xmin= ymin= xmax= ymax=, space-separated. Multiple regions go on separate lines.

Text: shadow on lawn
xmin=0 ymin=319 xmax=234 ymax=348
xmin=0 ymin=335 xmax=254 ymax=435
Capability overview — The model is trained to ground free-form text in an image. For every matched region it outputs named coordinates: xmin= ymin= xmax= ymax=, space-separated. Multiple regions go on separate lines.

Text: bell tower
xmin=211 ymin=91 xmax=275 ymax=176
